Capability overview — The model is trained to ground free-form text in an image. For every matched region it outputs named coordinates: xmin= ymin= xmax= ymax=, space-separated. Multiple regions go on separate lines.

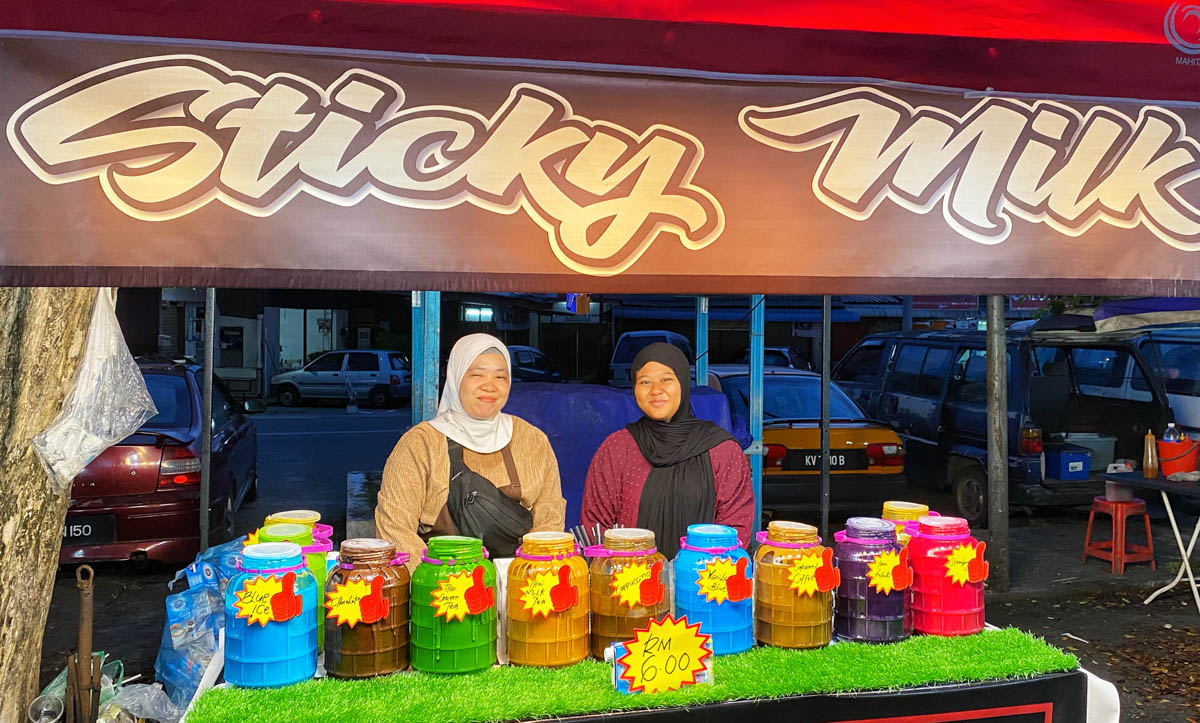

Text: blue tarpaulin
xmin=505 ymin=383 xmax=736 ymax=528
xmin=1094 ymin=298 xmax=1200 ymax=333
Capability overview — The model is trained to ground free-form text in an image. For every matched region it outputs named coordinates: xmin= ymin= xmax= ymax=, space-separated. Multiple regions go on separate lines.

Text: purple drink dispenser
xmin=834 ymin=517 xmax=911 ymax=643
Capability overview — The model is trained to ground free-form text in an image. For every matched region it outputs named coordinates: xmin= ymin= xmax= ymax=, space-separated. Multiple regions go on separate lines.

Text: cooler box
xmin=1062 ymin=433 xmax=1117 ymax=471
xmin=1045 ymin=444 xmax=1091 ymax=481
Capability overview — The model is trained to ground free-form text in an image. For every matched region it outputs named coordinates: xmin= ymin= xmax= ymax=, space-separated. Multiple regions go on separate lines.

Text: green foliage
xmin=189 ymin=629 xmax=1076 ymax=723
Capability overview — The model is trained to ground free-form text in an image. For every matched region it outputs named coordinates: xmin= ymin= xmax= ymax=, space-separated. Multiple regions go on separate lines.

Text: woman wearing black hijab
xmin=581 ymin=342 xmax=754 ymax=558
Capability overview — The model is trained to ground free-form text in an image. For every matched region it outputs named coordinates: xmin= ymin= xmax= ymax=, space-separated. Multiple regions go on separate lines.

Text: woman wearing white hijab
xmin=376 ymin=333 xmax=565 ymax=569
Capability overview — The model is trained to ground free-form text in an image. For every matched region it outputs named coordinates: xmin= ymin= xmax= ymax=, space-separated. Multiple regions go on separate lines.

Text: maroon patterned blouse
xmin=580 ymin=428 xmax=755 ymax=546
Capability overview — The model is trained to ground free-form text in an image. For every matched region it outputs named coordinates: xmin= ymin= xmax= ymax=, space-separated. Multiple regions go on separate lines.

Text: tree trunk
xmin=0 ymin=287 xmax=97 ymax=719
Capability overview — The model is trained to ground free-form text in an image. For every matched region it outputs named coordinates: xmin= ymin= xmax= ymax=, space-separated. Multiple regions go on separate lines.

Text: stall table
xmin=188 ymin=628 xmax=1084 ymax=723
xmin=1100 ymin=473 xmax=1200 ymax=617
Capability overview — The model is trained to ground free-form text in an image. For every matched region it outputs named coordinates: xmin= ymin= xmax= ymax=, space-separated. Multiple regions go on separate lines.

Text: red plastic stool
xmin=1082 ymin=496 xmax=1156 ymax=575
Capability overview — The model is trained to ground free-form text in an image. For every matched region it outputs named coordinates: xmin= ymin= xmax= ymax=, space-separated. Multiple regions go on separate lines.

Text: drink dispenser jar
xmin=265 ymin=509 xmax=322 ymax=528
xmin=754 ymin=521 xmax=837 ymax=649
xmin=507 ymin=531 xmax=590 ymax=667
xmin=410 ymin=536 xmax=498 ymax=674
xmin=324 ymin=538 xmax=411 ymax=678
xmin=908 ymin=516 xmax=987 ymax=636
xmin=257 ymin=522 xmax=328 ymax=648
xmin=834 ymin=517 xmax=912 ymax=643
xmin=587 ymin=527 xmax=670 ymax=659
xmin=881 ymin=501 xmax=932 ymax=545
xmin=225 ymin=542 xmax=318 ymax=687
xmin=673 ymin=524 xmax=753 ymax=655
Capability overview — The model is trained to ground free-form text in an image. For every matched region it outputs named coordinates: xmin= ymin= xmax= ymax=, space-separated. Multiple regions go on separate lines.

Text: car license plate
xmin=62 ymin=516 xmax=116 ymax=546
xmin=784 ymin=450 xmax=868 ymax=471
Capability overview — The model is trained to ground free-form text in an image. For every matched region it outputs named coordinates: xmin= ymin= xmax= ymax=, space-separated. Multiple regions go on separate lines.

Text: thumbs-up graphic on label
xmin=814 ymin=547 xmax=841 ymax=592
xmin=549 ymin=565 xmax=578 ymax=613
xmin=359 ymin=576 xmax=389 ymax=624
xmin=891 ymin=547 xmax=913 ymax=591
xmin=463 ymin=566 xmax=494 ymax=615
xmin=269 ymin=571 xmax=302 ymax=622
xmin=967 ymin=542 xmax=989 ymax=584
xmin=726 ymin=558 xmax=752 ymax=602
xmin=639 ymin=561 xmax=665 ymax=607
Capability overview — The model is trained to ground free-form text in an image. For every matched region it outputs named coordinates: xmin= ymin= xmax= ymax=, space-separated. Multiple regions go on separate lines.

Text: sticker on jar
xmin=696 ymin=557 xmax=751 ymax=605
xmin=611 ymin=561 xmax=665 ymax=608
xmin=233 ymin=572 xmax=302 ymax=627
xmin=787 ymin=549 xmax=840 ymax=597
xmin=431 ymin=566 xmax=493 ymax=622
xmin=521 ymin=564 xmax=578 ymax=617
xmin=866 ymin=548 xmax=912 ymax=595
xmin=944 ymin=542 xmax=989 ymax=586
xmin=326 ymin=577 xmax=390 ymax=628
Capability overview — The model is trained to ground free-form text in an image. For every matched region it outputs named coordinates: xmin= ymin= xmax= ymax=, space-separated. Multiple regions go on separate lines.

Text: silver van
xmin=271 ymin=349 xmax=411 ymax=407
xmin=609 ymin=330 xmax=695 ymax=387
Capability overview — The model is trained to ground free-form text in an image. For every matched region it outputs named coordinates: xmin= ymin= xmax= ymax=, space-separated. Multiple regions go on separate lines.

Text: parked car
xmin=610 ymin=330 xmax=695 ymax=387
xmin=271 ymin=349 xmax=411 ymax=407
xmin=708 ymin=365 xmax=905 ymax=516
xmin=61 ymin=359 xmax=264 ymax=565
xmin=729 ymin=346 xmax=811 ymax=371
xmin=832 ymin=330 xmax=1174 ymax=523
xmin=508 ymin=345 xmax=563 ymax=382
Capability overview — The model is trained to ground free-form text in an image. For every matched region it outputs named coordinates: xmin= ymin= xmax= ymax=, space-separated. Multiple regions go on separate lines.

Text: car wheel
xmin=952 ymin=465 xmax=989 ymax=526
xmin=277 ymin=385 xmax=300 ymax=407
xmin=368 ymin=386 xmax=392 ymax=408
xmin=210 ymin=496 xmax=236 ymax=545
xmin=244 ymin=471 xmax=258 ymax=504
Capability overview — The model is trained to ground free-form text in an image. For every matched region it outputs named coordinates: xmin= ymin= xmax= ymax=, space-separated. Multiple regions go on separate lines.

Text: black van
xmin=833 ymin=329 xmax=1174 ymax=523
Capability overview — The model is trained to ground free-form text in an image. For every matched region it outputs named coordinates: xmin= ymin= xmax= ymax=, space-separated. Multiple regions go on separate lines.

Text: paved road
xmin=231 ymin=405 xmax=411 ymax=540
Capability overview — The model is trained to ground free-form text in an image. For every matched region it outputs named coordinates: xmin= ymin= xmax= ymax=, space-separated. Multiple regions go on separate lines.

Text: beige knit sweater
xmin=375 ymin=418 xmax=566 ymax=571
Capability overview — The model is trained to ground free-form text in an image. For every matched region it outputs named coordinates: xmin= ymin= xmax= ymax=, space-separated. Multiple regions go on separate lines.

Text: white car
xmin=271 ymin=349 xmax=411 ymax=407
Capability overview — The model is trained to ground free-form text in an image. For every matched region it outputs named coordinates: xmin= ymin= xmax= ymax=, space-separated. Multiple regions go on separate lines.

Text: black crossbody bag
xmin=444 ymin=440 xmax=533 ymax=558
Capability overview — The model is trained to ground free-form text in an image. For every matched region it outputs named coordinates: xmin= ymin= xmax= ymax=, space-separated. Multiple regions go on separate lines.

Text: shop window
xmin=219 ymin=326 xmax=243 ymax=367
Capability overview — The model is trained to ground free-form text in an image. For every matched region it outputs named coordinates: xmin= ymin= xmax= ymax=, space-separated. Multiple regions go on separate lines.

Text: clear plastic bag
xmin=32 ymin=288 xmax=157 ymax=493
xmin=106 ymin=683 xmax=182 ymax=723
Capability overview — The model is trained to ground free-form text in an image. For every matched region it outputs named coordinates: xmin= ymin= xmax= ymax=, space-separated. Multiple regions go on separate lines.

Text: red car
xmin=60 ymin=359 xmax=262 ymax=565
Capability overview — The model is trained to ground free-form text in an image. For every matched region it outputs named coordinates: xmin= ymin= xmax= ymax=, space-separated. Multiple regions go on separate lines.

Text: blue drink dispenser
xmin=225 ymin=542 xmax=318 ymax=687
xmin=672 ymin=524 xmax=754 ymax=655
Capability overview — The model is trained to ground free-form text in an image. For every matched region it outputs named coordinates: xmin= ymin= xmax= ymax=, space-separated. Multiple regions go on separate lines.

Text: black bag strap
xmin=448 ymin=439 xmax=521 ymax=500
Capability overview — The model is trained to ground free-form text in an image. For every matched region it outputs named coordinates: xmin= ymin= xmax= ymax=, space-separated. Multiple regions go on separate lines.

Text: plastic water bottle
xmin=1164 ymin=423 xmax=1182 ymax=443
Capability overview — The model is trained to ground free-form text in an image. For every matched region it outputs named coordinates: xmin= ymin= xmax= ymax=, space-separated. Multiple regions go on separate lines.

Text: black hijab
xmin=626 ymin=343 xmax=734 ymax=559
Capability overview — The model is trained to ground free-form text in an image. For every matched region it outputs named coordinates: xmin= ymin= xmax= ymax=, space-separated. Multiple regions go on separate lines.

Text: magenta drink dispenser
xmin=908 ymin=516 xmax=987 ymax=636
xmin=834 ymin=517 xmax=913 ymax=643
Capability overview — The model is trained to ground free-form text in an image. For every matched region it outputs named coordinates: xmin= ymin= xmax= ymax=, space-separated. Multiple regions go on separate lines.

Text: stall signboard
xmin=1 ymin=33 xmax=1197 ymax=294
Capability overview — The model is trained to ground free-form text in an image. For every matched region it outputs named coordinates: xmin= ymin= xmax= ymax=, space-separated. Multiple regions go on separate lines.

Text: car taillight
xmin=764 ymin=444 xmax=788 ymax=468
xmin=390 ymin=374 xmax=401 ymax=385
xmin=1021 ymin=426 xmax=1043 ymax=455
xmin=866 ymin=442 xmax=906 ymax=467
xmin=158 ymin=446 xmax=201 ymax=489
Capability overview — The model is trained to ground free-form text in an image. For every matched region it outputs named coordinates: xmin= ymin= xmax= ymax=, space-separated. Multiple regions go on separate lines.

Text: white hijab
xmin=428 ymin=333 xmax=514 ymax=454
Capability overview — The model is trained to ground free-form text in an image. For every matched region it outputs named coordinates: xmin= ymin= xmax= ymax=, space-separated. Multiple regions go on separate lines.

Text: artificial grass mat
xmin=188 ymin=628 xmax=1076 ymax=723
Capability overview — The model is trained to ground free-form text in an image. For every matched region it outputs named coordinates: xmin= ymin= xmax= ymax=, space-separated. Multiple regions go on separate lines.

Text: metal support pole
xmin=411 ymin=291 xmax=424 ymax=428
xmin=902 ymin=296 xmax=914 ymax=332
xmin=410 ymin=291 xmax=442 ymax=425
xmin=199 ymin=287 xmax=215 ymax=553
xmin=420 ymin=291 xmax=441 ymax=423
xmin=820 ymin=295 xmax=832 ymax=542
xmin=749 ymin=295 xmax=765 ymax=534
xmin=695 ymin=296 xmax=709 ymax=387
xmin=986 ymin=294 xmax=1011 ymax=592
